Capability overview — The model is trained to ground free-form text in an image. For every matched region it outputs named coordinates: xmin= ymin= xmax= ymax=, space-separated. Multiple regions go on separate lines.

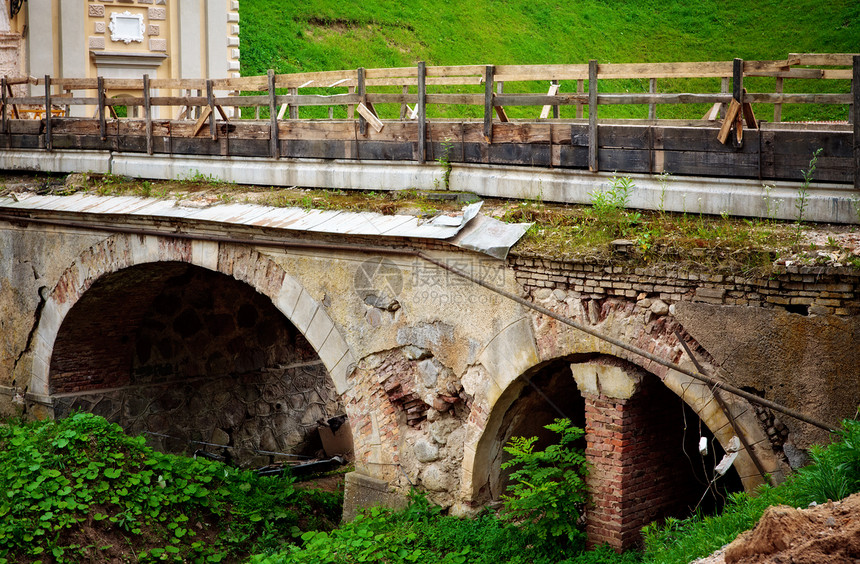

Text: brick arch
xmin=28 ymin=234 xmax=355 ymax=400
xmin=459 ymin=306 xmax=782 ymax=514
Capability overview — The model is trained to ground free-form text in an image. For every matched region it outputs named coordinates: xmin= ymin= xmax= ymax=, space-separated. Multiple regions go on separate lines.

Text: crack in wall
xmin=13 ymin=285 xmax=47 ymax=373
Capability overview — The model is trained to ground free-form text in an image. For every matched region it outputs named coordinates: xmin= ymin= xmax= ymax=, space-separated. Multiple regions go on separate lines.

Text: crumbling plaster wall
xmin=674 ymin=302 xmax=860 ymax=449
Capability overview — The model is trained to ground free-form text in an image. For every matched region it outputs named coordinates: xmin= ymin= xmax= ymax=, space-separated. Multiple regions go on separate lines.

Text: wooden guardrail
xmin=0 ymin=54 xmax=857 ymax=188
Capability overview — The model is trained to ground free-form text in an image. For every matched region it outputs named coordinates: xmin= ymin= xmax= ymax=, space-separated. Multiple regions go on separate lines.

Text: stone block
xmin=149 ymin=39 xmax=167 ymax=52
xmin=88 ymin=36 xmax=106 ymax=50
xmin=89 ymin=5 xmax=105 ymax=17
xmin=342 ymin=472 xmax=408 ymax=522
xmin=304 ymin=308 xmax=334 ymax=351
xmin=290 ymin=289 xmax=318 ymax=333
xmin=571 ymin=363 xmax=640 ymax=400
xmin=148 ymin=7 xmax=166 ymax=20
xmin=478 ymin=316 xmax=539 ymax=393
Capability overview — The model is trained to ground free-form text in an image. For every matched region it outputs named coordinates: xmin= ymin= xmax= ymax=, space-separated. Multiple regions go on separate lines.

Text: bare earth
xmin=694 ymin=492 xmax=860 ymax=564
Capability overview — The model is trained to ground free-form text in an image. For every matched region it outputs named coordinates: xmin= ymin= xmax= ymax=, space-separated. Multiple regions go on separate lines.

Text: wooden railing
xmin=0 ymin=54 xmax=857 ymax=187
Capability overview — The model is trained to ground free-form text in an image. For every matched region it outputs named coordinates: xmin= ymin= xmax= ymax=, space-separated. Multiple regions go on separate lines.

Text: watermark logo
xmin=353 ymin=257 xmax=404 ymax=299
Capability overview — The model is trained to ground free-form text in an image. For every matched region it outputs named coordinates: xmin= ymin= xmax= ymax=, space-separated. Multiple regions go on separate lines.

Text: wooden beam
xmin=742 ymin=89 xmax=758 ymax=129
xmin=207 ymin=79 xmax=217 ymax=141
xmin=356 ymin=103 xmax=383 ymax=133
xmin=289 ymin=87 xmax=298 ymax=119
xmin=648 ymin=78 xmax=657 ymax=120
xmin=552 ymin=80 xmax=560 ymax=118
xmin=418 ymin=61 xmax=426 ymax=163
xmin=192 ymin=106 xmax=213 ymax=137
xmin=494 ymin=105 xmax=509 ymax=122
xmin=733 ymin=58 xmax=744 ymax=103
xmin=44 ymin=75 xmax=52 ymax=151
xmin=144 ymin=74 xmax=153 ymax=154
xmin=788 ymin=53 xmax=859 ymax=67
xmin=576 ymin=79 xmax=584 ymax=119
xmin=588 ymin=60 xmax=598 ymax=172
xmin=268 ymin=69 xmax=278 ymax=158
xmin=484 ymin=65 xmax=494 ymax=143
xmin=539 ymin=81 xmax=560 ymax=119
xmin=400 ymin=84 xmax=408 ymax=120
xmin=357 ymin=67 xmax=366 ymax=135
xmin=774 ymin=77 xmax=783 ymax=123
xmin=717 ymin=99 xmax=741 ymax=144
xmin=702 ymin=102 xmax=721 ymax=121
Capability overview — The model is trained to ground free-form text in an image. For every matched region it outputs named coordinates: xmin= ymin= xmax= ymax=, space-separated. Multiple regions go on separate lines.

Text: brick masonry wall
xmin=510 ymin=255 xmax=860 ymax=317
xmin=584 ymin=371 xmax=720 ymax=549
xmin=50 ymin=261 xmax=345 ymax=465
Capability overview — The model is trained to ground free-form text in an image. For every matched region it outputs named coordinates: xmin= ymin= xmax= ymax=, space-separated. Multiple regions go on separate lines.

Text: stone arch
xmin=27 ymin=234 xmax=356 ymax=457
xmin=459 ymin=304 xmax=782 ymax=514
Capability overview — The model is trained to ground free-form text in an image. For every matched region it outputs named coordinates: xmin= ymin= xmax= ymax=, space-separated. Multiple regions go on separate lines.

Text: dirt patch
xmin=722 ymin=492 xmax=860 ymax=564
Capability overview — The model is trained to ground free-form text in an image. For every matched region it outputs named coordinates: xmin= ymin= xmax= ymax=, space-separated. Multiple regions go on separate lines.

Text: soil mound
xmin=723 ymin=492 xmax=860 ymax=564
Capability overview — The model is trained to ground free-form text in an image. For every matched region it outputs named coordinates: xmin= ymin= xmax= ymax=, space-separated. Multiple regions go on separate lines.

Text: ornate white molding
xmin=109 ymin=11 xmax=145 ymax=44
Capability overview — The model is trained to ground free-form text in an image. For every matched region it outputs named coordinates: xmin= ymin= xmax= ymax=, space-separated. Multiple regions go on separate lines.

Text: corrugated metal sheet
xmin=0 ymin=194 xmax=531 ymax=258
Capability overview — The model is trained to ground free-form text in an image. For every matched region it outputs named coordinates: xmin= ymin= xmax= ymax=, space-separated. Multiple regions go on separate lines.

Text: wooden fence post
xmin=552 ymin=80 xmax=560 ymax=119
xmin=648 ymin=78 xmax=656 ymax=120
xmin=267 ymin=69 xmax=278 ymax=158
xmin=207 ymin=79 xmax=216 ymax=141
xmin=357 ymin=67 xmax=366 ymax=135
xmin=289 ymin=87 xmax=298 ymax=120
xmin=733 ymin=58 xmax=744 ymax=105
xmin=418 ymin=61 xmax=426 ymax=164
xmin=144 ymin=74 xmax=153 ymax=154
xmin=98 ymin=76 xmax=106 ymax=140
xmin=484 ymin=65 xmax=494 ymax=143
xmin=774 ymin=76 xmax=783 ymax=122
xmin=854 ymin=55 xmax=859 ymax=191
xmin=44 ymin=75 xmax=52 ymax=151
xmin=576 ymin=79 xmax=584 ymax=119
xmin=588 ymin=60 xmax=598 ymax=172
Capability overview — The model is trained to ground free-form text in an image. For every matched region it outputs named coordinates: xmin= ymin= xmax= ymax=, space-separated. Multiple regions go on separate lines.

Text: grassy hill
xmin=238 ymin=0 xmax=859 ymax=120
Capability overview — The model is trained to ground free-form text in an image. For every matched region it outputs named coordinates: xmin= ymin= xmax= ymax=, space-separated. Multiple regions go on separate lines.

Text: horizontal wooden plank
xmin=788 ymin=53 xmax=859 ymax=66
xmin=597 ymin=61 xmax=733 ymax=79
xmin=744 ymin=93 xmax=852 ymax=104
xmin=763 ymin=129 xmax=853 ymax=157
xmin=424 ymin=93 xmax=485 ymax=105
xmin=494 ymin=64 xmax=589 ymax=81
xmin=425 ymin=65 xmax=486 ymax=78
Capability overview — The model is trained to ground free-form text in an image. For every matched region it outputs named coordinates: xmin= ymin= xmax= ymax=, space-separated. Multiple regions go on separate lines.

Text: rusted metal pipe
xmin=0 ymin=211 xmax=838 ymax=433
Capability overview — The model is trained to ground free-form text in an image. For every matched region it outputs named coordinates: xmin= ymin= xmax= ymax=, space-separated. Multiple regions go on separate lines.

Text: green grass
xmin=239 ymin=0 xmax=859 ymax=121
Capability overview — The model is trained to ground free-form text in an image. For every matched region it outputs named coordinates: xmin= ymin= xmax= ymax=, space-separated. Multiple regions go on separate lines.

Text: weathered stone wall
xmin=2 ymin=219 xmax=859 ymax=552
xmin=510 ymin=255 xmax=860 ymax=449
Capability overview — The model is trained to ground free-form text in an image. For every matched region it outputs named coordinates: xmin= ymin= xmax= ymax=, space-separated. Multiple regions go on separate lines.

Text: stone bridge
xmin=2 ymin=197 xmax=859 ymax=549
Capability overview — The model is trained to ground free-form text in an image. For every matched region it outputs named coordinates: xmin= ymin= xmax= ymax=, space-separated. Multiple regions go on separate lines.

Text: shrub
xmin=501 ymin=418 xmax=588 ymax=551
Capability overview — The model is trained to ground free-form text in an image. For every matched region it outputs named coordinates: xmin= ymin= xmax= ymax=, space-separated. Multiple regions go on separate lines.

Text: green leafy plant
xmin=794 ymin=148 xmax=821 ymax=245
xmin=501 ymin=418 xmax=588 ymax=550
xmin=0 ymin=412 xmax=341 ymax=564
xmin=589 ymin=175 xmax=640 ymax=237
xmin=437 ymin=137 xmax=454 ymax=190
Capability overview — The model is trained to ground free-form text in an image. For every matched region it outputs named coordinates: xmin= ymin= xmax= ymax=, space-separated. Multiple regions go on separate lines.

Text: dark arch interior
xmin=50 ymin=262 xmax=348 ymax=465
xmin=486 ymin=356 xmax=743 ymax=520
xmin=487 ymin=358 xmax=587 ymax=500
xmin=631 ymin=369 xmax=744 ymax=519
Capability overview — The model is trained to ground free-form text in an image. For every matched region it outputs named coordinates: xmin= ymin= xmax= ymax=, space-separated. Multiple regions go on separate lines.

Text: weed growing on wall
xmin=793 ymin=148 xmax=822 ymax=245
xmin=589 ymin=174 xmax=641 ymax=237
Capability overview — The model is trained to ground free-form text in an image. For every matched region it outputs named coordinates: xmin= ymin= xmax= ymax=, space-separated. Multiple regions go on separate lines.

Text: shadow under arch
xmin=472 ymin=353 xmax=744 ymax=525
xmin=28 ymin=234 xmax=356 ymax=463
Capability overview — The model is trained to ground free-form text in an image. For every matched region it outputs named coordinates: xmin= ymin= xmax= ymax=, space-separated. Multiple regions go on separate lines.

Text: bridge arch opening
xmin=49 ymin=261 xmax=350 ymax=465
xmin=472 ymin=354 xmax=743 ymax=548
